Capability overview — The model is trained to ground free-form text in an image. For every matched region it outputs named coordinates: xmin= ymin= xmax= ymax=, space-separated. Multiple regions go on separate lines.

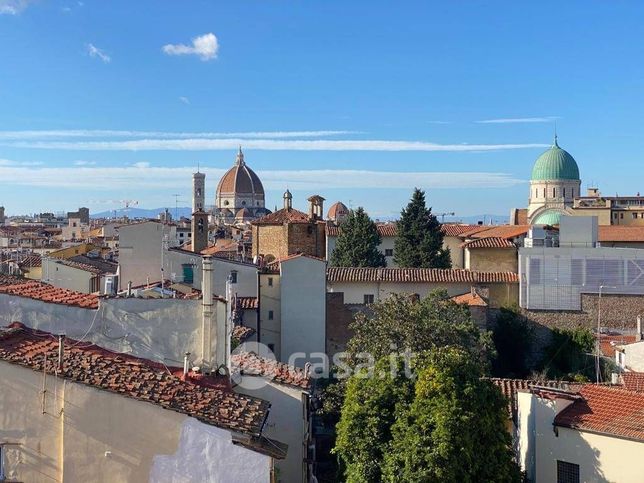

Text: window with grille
xmin=363 ymin=294 xmax=374 ymax=304
xmin=557 ymin=460 xmax=579 ymax=483
xmin=385 ymin=249 xmax=393 ymax=257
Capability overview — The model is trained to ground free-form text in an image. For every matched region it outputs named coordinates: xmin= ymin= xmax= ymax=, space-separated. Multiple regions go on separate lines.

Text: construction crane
xmin=120 ymin=199 xmax=139 ymax=219
xmin=436 ymin=212 xmax=455 ymax=223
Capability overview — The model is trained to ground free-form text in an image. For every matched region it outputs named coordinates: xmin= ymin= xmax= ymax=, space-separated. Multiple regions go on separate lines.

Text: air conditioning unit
xmin=104 ymin=275 xmax=118 ymax=295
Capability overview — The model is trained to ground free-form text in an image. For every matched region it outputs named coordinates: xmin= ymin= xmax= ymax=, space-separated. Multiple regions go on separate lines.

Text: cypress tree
xmin=394 ymin=188 xmax=451 ymax=268
xmin=330 ymin=207 xmax=386 ymax=267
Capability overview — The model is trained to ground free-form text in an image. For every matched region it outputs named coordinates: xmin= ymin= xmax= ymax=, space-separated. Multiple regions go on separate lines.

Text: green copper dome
xmin=531 ymin=137 xmax=580 ymax=181
xmin=533 ymin=210 xmax=562 ymax=225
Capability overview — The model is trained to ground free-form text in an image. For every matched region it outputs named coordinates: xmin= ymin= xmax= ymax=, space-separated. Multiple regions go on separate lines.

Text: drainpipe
xmin=57 ymin=334 xmax=65 ymax=372
xmin=202 ymin=256 xmax=213 ymax=367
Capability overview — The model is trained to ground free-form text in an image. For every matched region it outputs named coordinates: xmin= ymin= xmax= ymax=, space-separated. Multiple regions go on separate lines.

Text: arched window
xmin=543 ymin=188 xmax=546 ymax=198
xmin=553 ymin=187 xmax=556 ymax=197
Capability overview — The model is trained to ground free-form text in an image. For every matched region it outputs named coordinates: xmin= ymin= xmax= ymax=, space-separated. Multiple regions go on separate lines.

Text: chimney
xmin=127 ymin=281 xmax=132 ymax=297
xmin=57 ymin=334 xmax=65 ymax=372
xmin=201 ymin=257 xmax=214 ymax=367
xmin=637 ymin=315 xmax=643 ymax=342
xmin=183 ymin=352 xmax=191 ymax=378
xmin=283 ymin=189 xmax=292 ymax=210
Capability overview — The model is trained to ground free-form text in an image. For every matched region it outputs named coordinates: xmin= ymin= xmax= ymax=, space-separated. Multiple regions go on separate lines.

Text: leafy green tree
xmin=383 ymin=348 xmax=521 ymax=483
xmin=492 ymin=305 xmax=534 ymax=378
xmin=346 ymin=290 xmax=493 ymax=365
xmin=394 ymin=188 xmax=451 ymax=268
xmin=334 ymin=357 xmax=416 ymax=483
xmin=541 ymin=326 xmax=595 ymax=380
xmin=330 ymin=207 xmax=386 ymax=267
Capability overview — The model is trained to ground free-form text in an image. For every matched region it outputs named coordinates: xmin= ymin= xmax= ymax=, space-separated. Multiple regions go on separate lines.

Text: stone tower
xmin=192 ymin=211 xmax=209 ymax=253
xmin=193 ymin=171 xmax=206 ymax=213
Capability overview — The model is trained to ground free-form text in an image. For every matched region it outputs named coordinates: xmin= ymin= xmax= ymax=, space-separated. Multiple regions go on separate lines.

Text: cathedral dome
xmin=327 ymin=201 xmax=349 ymax=222
xmin=216 ymin=147 xmax=264 ymax=197
xmin=531 ymin=137 xmax=580 ymax=181
xmin=532 ymin=210 xmax=563 ymax=225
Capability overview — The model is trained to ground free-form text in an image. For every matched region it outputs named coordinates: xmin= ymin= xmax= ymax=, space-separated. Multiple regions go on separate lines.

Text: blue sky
xmin=1 ymin=1 xmax=644 ymax=219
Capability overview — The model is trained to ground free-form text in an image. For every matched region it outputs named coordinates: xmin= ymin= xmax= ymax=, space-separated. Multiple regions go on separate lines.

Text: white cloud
xmin=0 ymin=129 xmax=356 ymax=140
xmin=0 ymin=0 xmax=34 ymax=15
xmin=73 ymin=160 xmax=96 ymax=166
xmin=476 ymin=116 xmax=559 ymax=124
xmin=427 ymin=121 xmax=453 ymax=125
xmin=87 ymin=43 xmax=111 ymax=63
xmin=0 ymin=158 xmax=42 ymax=166
xmin=179 ymin=96 xmax=190 ymax=105
xmin=0 ymin=162 xmax=524 ymax=190
xmin=162 ymin=33 xmax=219 ymax=61
xmin=5 ymin=137 xmax=548 ymax=152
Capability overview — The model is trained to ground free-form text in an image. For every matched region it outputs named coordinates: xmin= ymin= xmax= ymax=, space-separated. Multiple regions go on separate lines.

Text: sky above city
xmin=1 ymin=1 xmax=644 ymax=219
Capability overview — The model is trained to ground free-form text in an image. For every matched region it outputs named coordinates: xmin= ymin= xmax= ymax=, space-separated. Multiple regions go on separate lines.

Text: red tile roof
xmin=464 ymin=225 xmax=531 ymax=240
xmin=0 ymin=323 xmax=271 ymax=437
xmin=490 ymin=378 xmax=577 ymax=417
xmin=451 ymin=291 xmax=488 ymax=307
xmin=599 ymin=226 xmax=644 ymax=243
xmin=326 ymin=267 xmax=519 ymax=284
xmin=326 ymin=223 xmax=397 ymax=237
xmin=622 ymin=373 xmax=644 ymax=393
xmin=460 ymin=237 xmax=516 ymax=249
xmin=441 ymin=224 xmax=488 ymax=237
xmin=554 ymin=385 xmax=644 ymax=441
xmin=0 ymin=281 xmax=99 ymax=309
xmin=0 ymin=274 xmax=26 ymax=286
xmin=252 ymin=208 xmax=311 ymax=225
xmin=231 ymin=352 xmax=311 ymax=390
xmin=232 ymin=325 xmax=256 ymax=344
xmin=598 ymin=334 xmax=637 ymax=358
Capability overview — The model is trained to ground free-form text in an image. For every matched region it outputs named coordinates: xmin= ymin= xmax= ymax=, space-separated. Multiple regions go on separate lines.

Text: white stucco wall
xmin=517 ymin=390 xmax=644 ymax=483
xmin=118 ymin=221 xmax=177 ymax=290
xmin=280 ymin=257 xmax=326 ymax=367
xmin=622 ymin=341 xmax=644 ymax=371
xmin=42 ymin=257 xmax=95 ymax=293
xmin=237 ymin=377 xmax=308 ymax=483
xmin=327 ymin=280 xmax=472 ymax=304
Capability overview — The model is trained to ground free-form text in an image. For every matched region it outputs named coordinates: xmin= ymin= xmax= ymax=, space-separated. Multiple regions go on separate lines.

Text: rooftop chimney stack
xmin=283 ymin=189 xmax=293 ymax=210
xmin=307 ymin=195 xmax=325 ymax=221
xmin=637 ymin=315 xmax=643 ymax=342
xmin=183 ymin=352 xmax=191 ymax=378
xmin=201 ymin=257 xmax=214 ymax=367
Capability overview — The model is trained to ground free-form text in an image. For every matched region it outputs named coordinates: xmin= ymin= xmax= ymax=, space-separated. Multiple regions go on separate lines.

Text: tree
xmin=492 ymin=305 xmax=534 ymax=378
xmin=330 ymin=207 xmax=386 ymax=267
xmin=383 ymin=348 xmax=521 ymax=482
xmin=394 ymin=188 xmax=451 ymax=268
xmin=540 ymin=326 xmax=595 ymax=380
xmin=346 ymin=290 xmax=493 ymax=366
xmin=334 ymin=357 xmax=416 ymax=483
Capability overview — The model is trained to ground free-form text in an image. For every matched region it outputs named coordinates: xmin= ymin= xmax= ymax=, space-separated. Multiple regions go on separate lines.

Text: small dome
xmin=235 ymin=207 xmax=253 ymax=220
xmin=283 ymin=189 xmax=292 ymax=199
xmin=216 ymin=148 xmax=265 ymax=196
xmin=533 ymin=210 xmax=562 ymax=225
xmin=327 ymin=201 xmax=349 ymax=221
xmin=531 ymin=137 xmax=580 ymax=181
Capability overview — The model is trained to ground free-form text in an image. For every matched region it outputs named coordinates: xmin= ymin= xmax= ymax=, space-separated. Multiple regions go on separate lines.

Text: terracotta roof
xmin=232 ymin=325 xmax=255 ymax=344
xmin=554 ymin=385 xmax=644 ymax=441
xmin=622 ymin=373 xmax=644 ymax=393
xmin=326 ymin=267 xmax=519 ymax=284
xmin=216 ymin=154 xmax=264 ymax=196
xmin=326 ymin=223 xmax=397 ymax=237
xmin=231 ymin=352 xmax=311 ymax=390
xmin=17 ymin=254 xmax=42 ymax=268
xmin=67 ymin=255 xmax=118 ymax=274
xmin=0 ymin=323 xmax=271 ymax=437
xmin=450 ymin=291 xmax=488 ymax=307
xmin=0 ymin=274 xmax=26 ymax=286
xmin=252 ymin=208 xmax=311 ymax=225
xmin=599 ymin=334 xmax=637 ymax=358
xmin=464 ymin=225 xmax=531 ymax=240
xmin=0 ymin=281 xmax=99 ymax=309
xmin=460 ymin=237 xmax=516 ymax=249
xmin=441 ymin=224 xmax=487 ymax=237
xmin=599 ymin=226 xmax=644 ymax=243
xmin=236 ymin=296 xmax=258 ymax=310
xmin=327 ymin=201 xmax=349 ymax=221
xmin=490 ymin=378 xmax=577 ymax=418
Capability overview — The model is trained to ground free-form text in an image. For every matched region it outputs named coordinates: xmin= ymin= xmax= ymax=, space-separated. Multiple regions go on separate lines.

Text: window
xmin=529 ymin=257 xmax=542 ymax=285
xmin=267 ymin=343 xmax=275 ymax=353
xmin=563 ymin=187 xmax=566 ymax=198
xmin=613 ymin=212 xmax=618 ymax=219
xmin=553 ymin=187 xmax=556 ymax=197
xmin=268 ymin=277 xmax=273 ymax=287
xmin=363 ymin=294 xmax=374 ymax=304
xmin=543 ymin=188 xmax=546 ymax=198
xmin=229 ymin=271 xmax=238 ymax=284
xmin=633 ymin=213 xmax=638 ymax=219
xmin=571 ymin=188 xmax=574 ymax=197
xmin=620 ymin=213 xmax=624 ymax=219
xmin=0 ymin=445 xmax=5 ymax=481
xmin=385 ymin=248 xmax=393 ymax=257
xmin=556 ymin=460 xmax=580 ymax=483
xmin=182 ymin=264 xmax=194 ymax=284
xmin=268 ymin=310 xmax=274 ymax=320
xmin=535 ymin=188 xmax=538 ymax=198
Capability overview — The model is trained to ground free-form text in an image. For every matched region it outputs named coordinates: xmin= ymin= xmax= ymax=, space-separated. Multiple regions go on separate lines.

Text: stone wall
xmin=287 ymin=222 xmax=326 ymax=259
xmin=252 ymin=224 xmax=287 ymax=260
xmin=523 ymin=293 xmax=644 ymax=331
xmin=326 ymin=292 xmax=370 ymax=358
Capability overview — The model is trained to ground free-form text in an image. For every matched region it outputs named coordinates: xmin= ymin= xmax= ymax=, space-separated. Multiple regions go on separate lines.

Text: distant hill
xmin=442 ymin=214 xmax=508 ymax=225
xmin=92 ymin=207 xmax=193 ymax=219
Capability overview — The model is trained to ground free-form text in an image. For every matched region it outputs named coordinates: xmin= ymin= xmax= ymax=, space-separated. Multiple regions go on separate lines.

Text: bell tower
xmin=193 ymin=170 xmax=206 ymax=213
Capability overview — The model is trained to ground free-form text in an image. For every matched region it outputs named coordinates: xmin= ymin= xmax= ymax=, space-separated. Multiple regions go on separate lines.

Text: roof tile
xmin=326 ymin=267 xmax=519 ymax=284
